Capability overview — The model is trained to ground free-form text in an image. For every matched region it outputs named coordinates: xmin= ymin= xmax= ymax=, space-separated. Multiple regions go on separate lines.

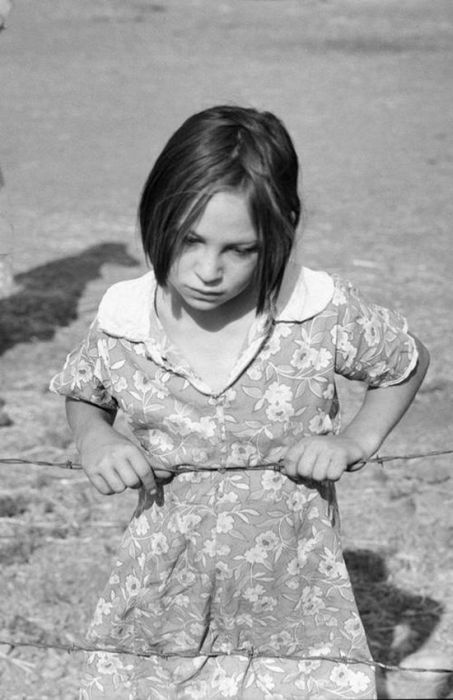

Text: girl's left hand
xmin=283 ymin=435 xmax=367 ymax=482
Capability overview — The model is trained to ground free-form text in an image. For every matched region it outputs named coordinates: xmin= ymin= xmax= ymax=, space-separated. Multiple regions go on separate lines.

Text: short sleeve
xmin=49 ymin=319 xmax=118 ymax=411
xmin=332 ymin=278 xmax=419 ymax=388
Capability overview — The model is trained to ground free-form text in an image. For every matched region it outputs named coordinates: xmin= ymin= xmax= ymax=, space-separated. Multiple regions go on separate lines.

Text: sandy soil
xmin=0 ymin=1 xmax=452 ymax=698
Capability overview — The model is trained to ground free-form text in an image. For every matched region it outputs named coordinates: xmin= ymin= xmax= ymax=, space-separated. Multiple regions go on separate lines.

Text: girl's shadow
xmin=0 ymin=242 xmax=139 ymax=355
xmin=344 ymin=548 xmax=444 ymax=697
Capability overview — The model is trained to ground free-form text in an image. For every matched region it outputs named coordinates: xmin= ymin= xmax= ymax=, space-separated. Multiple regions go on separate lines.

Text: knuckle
xmin=125 ymin=474 xmax=141 ymax=487
xmin=95 ymin=455 xmax=116 ymax=471
xmin=111 ymin=444 xmax=132 ymax=458
xmin=98 ymin=463 xmax=116 ymax=479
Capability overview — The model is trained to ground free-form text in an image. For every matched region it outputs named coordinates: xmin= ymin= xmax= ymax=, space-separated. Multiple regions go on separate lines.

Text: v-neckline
xmin=150 ymin=288 xmax=272 ymax=395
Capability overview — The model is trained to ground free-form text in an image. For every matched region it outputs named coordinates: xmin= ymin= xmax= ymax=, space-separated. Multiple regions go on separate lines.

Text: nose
xmin=195 ymin=251 xmax=223 ymax=285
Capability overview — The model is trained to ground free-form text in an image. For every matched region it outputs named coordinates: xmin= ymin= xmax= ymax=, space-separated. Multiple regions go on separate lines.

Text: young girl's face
xmin=166 ymin=190 xmax=260 ymax=313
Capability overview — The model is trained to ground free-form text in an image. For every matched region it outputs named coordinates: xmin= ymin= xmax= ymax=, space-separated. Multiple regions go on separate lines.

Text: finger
xmin=139 ymin=468 xmax=157 ymax=494
xmin=126 ymin=452 xmax=157 ymax=493
xmin=284 ymin=442 xmax=307 ymax=478
xmin=89 ymin=472 xmax=116 ymax=496
xmin=101 ymin=468 xmax=127 ymax=494
xmin=311 ymin=451 xmax=332 ymax=482
xmin=325 ymin=456 xmax=347 ymax=482
xmin=114 ymin=461 xmax=142 ymax=489
xmin=295 ymin=441 xmax=319 ymax=479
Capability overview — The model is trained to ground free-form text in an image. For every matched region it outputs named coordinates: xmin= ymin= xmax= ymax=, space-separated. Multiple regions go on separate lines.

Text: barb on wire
xmin=0 ymin=448 xmax=452 ymax=474
xmin=0 ymin=448 xmax=452 ymax=678
xmin=0 ymin=637 xmax=451 ymax=675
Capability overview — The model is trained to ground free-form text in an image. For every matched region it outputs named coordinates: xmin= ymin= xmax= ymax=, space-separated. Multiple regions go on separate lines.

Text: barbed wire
xmin=1 ymin=448 xmax=452 ymax=679
xmin=0 ymin=447 xmax=452 ymax=473
xmin=0 ymin=636 xmax=451 ymax=675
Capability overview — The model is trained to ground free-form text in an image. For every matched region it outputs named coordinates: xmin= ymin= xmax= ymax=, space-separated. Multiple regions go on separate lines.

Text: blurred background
xmin=0 ymin=1 xmax=452 ymax=698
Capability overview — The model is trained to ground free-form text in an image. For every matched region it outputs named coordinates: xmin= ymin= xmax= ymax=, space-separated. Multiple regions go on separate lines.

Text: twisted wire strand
xmin=0 ymin=448 xmax=452 ymax=473
xmin=0 ymin=637 xmax=451 ymax=675
xmin=1 ymin=448 xmax=452 ymax=676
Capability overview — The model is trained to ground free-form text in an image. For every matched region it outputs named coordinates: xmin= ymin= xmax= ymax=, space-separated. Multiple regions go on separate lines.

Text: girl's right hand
xmin=79 ymin=427 xmax=158 ymax=496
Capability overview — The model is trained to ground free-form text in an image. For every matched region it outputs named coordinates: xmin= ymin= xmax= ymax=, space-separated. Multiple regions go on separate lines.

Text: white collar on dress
xmin=96 ymin=263 xmax=335 ymax=341
xmin=273 ymin=259 xmax=334 ymax=323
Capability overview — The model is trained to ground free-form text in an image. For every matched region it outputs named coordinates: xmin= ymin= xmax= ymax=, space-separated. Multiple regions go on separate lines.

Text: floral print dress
xmin=50 ymin=265 xmax=418 ymax=700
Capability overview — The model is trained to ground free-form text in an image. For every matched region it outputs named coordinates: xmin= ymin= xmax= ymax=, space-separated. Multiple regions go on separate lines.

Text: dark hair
xmin=139 ymin=104 xmax=301 ymax=313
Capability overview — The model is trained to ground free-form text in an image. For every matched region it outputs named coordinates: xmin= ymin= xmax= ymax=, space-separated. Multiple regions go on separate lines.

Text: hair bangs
xmin=139 ymin=105 xmax=301 ymax=305
xmin=246 ymin=176 xmax=295 ymax=313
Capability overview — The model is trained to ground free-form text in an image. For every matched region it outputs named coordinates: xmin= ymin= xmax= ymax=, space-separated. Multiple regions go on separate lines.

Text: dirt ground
xmin=0 ymin=1 xmax=452 ymax=698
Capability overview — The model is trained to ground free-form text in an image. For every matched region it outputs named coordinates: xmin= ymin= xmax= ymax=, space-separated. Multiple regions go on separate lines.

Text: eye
xmin=231 ymin=245 xmax=260 ymax=257
xmin=183 ymin=232 xmax=200 ymax=246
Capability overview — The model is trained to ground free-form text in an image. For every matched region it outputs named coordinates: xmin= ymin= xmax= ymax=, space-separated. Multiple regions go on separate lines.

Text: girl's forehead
xmin=194 ymin=191 xmax=256 ymax=239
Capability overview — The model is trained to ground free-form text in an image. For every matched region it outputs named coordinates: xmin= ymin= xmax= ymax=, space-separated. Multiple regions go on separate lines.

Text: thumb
xmin=140 ymin=464 xmax=157 ymax=494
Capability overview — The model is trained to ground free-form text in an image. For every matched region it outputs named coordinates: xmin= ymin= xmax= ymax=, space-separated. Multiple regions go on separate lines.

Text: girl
xmin=50 ymin=105 xmax=429 ymax=700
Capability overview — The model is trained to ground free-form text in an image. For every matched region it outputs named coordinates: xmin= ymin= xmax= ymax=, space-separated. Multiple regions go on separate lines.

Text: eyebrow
xmin=187 ymin=230 xmax=259 ymax=247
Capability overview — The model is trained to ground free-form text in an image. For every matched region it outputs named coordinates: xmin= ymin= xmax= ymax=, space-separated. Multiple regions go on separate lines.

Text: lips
xmin=188 ymin=287 xmax=223 ymax=298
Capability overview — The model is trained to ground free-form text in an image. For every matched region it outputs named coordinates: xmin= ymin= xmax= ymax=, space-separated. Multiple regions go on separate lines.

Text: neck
xmin=156 ymin=284 xmax=259 ymax=333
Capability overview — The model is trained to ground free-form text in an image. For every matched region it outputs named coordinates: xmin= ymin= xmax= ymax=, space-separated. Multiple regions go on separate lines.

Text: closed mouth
xmin=188 ymin=288 xmax=223 ymax=297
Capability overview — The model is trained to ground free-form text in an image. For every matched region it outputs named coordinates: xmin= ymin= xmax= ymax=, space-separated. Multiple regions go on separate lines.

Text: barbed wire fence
xmin=0 ymin=448 xmax=452 ymax=679
xmin=1 ymin=447 xmax=452 ymax=473
xmin=0 ymin=635 xmax=453 ymax=676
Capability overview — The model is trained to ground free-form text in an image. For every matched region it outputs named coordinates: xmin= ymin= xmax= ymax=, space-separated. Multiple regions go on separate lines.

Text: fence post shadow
xmin=344 ymin=548 xmax=444 ymax=699
xmin=0 ymin=242 xmax=140 ymax=357
xmin=0 ymin=241 xmax=140 ymax=426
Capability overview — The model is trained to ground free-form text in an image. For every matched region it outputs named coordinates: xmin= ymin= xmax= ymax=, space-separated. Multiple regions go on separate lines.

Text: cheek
xmin=231 ymin=259 xmax=258 ymax=287
xmin=168 ymin=253 xmax=190 ymax=282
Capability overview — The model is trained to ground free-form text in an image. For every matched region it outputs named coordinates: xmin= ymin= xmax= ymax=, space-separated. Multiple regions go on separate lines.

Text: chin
xmin=186 ymin=298 xmax=225 ymax=310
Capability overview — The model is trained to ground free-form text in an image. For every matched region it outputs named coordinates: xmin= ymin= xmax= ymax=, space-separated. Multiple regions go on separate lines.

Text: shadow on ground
xmin=0 ymin=242 xmax=139 ymax=355
xmin=345 ymin=548 xmax=444 ymax=698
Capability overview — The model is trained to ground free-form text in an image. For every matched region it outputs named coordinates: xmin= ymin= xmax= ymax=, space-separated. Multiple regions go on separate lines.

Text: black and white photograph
xmin=0 ymin=1 xmax=452 ymax=698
